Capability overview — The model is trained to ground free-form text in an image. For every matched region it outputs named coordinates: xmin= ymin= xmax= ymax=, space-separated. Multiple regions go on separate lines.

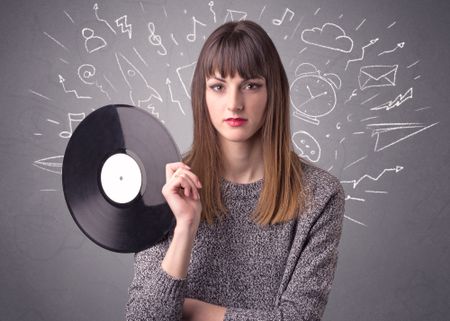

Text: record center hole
xmin=100 ymin=153 xmax=142 ymax=204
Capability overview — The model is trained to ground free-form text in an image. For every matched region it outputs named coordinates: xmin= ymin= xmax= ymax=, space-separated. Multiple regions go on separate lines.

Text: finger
xmin=171 ymin=171 xmax=200 ymax=200
xmin=172 ymin=167 xmax=202 ymax=189
xmin=165 ymin=162 xmax=191 ymax=182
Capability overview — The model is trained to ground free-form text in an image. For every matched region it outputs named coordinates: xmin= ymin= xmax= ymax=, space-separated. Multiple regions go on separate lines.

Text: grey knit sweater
xmin=125 ymin=161 xmax=346 ymax=321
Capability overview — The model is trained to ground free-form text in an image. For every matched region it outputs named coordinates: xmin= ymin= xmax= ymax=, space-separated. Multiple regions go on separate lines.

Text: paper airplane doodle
xmin=176 ymin=61 xmax=196 ymax=99
xmin=366 ymin=122 xmax=439 ymax=152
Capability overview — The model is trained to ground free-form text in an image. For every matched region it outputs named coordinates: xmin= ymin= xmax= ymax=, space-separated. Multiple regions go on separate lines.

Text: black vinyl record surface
xmin=62 ymin=104 xmax=179 ymax=253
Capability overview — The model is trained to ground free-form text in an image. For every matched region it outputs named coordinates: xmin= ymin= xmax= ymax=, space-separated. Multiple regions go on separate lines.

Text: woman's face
xmin=205 ymin=71 xmax=267 ymax=146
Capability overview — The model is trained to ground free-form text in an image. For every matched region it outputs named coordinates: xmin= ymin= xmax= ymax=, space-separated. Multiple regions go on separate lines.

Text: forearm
xmin=162 ymin=224 xmax=198 ymax=279
xmin=183 ymin=298 xmax=226 ymax=321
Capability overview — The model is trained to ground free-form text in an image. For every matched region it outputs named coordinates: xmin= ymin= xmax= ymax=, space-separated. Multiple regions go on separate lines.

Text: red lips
xmin=225 ymin=118 xmax=247 ymax=127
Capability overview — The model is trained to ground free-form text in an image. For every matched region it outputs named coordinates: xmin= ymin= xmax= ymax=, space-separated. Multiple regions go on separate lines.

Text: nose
xmin=226 ymin=87 xmax=244 ymax=112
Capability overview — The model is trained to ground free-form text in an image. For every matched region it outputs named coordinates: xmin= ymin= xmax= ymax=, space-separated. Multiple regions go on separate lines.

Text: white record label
xmin=100 ymin=153 xmax=142 ymax=204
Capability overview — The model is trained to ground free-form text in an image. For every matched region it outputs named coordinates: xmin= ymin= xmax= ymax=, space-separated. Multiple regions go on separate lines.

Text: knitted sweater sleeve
xmin=125 ymin=231 xmax=187 ymax=321
xmin=224 ymin=180 xmax=346 ymax=321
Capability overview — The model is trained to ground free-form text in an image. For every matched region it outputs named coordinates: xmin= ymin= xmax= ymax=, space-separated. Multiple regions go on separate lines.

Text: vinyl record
xmin=62 ymin=104 xmax=179 ymax=253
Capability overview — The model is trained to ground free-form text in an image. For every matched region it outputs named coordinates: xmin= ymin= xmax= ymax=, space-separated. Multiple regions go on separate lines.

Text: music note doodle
xmin=147 ymin=22 xmax=167 ymax=55
xmin=59 ymin=113 xmax=86 ymax=138
xmin=272 ymin=8 xmax=294 ymax=26
xmin=187 ymin=16 xmax=206 ymax=42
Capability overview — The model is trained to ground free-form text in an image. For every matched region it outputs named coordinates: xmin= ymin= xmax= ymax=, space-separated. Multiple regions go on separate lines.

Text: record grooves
xmin=62 ymin=104 xmax=179 ymax=253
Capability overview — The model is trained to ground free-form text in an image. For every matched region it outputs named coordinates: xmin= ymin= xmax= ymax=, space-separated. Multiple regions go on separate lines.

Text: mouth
xmin=225 ymin=117 xmax=247 ymax=121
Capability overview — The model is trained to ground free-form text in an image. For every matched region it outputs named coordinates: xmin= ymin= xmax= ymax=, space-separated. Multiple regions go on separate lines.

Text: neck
xmin=219 ymin=135 xmax=264 ymax=184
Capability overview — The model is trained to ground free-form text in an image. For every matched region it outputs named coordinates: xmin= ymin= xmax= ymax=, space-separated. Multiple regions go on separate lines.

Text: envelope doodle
xmin=358 ymin=64 xmax=398 ymax=91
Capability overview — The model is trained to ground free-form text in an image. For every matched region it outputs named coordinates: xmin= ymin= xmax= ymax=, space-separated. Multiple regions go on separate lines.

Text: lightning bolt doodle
xmin=115 ymin=15 xmax=132 ymax=39
xmin=370 ymin=88 xmax=413 ymax=111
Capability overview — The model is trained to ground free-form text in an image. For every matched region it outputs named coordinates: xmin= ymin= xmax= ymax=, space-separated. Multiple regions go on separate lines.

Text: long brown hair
xmin=182 ymin=20 xmax=308 ymax=226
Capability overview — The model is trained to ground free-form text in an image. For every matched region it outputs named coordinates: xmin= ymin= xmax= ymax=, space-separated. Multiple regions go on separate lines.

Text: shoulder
xmin=298 ymin=158 xmax=346 ymax=211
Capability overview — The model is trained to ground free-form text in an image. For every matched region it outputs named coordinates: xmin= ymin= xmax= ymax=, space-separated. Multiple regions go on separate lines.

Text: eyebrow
xmin=208 ymin=76 xmax=264 ymax=82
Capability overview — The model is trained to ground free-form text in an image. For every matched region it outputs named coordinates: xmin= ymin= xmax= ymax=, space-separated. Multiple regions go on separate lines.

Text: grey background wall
xmin=1 ymin=0 xmax=449 ymax=320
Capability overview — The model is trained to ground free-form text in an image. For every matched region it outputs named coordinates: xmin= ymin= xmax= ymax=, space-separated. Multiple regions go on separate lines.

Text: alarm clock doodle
xmin=290 ymin=63 xmax=342 ymax=126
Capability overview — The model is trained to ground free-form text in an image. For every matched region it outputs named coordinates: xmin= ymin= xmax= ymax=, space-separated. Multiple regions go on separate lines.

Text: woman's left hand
xmin=182 ymin=298 xmax=226 ymax=321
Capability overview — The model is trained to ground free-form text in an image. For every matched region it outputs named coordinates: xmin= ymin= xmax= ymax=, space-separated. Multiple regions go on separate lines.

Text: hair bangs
xmin=204 ymin=32 xmax=267 ymax=80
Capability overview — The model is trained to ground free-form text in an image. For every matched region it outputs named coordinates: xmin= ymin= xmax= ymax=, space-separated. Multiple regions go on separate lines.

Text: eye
xmin=209 ymin=83 xmax=224 ymax=92
xmin=243 ymin=82 xmax=262 ymax=90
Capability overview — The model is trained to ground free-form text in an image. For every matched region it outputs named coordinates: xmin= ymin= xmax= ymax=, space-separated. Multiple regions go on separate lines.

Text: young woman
xmin=126 ymin=20 xmax=345 ymax=321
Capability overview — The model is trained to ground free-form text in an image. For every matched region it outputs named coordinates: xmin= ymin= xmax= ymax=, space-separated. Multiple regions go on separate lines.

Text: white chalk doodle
xmin=170 ymin=33 xmax=179 ymax=46
xmin=258 ymin=5 xmax=266 ymax=21
xmin=103 ymin=75 xmax=117 ymax=93
xmin=59 ymin=112 xmax=86 ymax=139
xmin=341 ymin=165 xmax=404 ymax=189
xmin=176 ymin=61 xmax=197 ymax=99
xmin=47 ymin=118 xmax=60 ymax=125
xmin=133 ymin=47 xmax=148 ymax=67
xmin=147 ymin=22 xmax=167 ymax=55
xmin=93 ymin=3 xmax=116 ymax=34
xmin=378 ymin=42 xmax=405 ymax=56
xmin=344 ymin=214 xmax=367 ymax=226
xmin=115 ymin=52 xmax=163 ymax=108
xmin=116 ymin=15 xmax=132 ymax=39
xmin=344 ymin=89 xmax=358 ymax=104
xmin=365 ymin=190 xmax=388 ymax=194
xmin=59 ymin=58 xmax=69 ymax=64
xmin=77 ymin=64 xmax=111 ymax=100
xmin=370 ymin=87 xmax=413 ymax=111
xmin=33 ymin=155 xmax=64 ymax=175
xmin=162 ymin=6 xmax=168 ymax=18
xmin=415 ymin=106 xmax=431 ymax=112
xmin=344 ymin=155 xmax=368 ymax=170
xmin=289 ymin=17 xmax=304 ymax=39
xmin=58 ymin=75 xmax=92 ymax=99
xmin=358 ymin=64 xmax=398 ymax=91
xmin=406 ymin=60 xmax=420 ymax=69
xmin=292 ymin=130 xmax=321 ymax=163
xmin=361 ymin=93 xmax=380 ymax=105
xmin=314 ymin=8 xmax=321 ymax=16
xmin=187 ymin=16 xmax=207 ymax=42
xmin=366 ymin=122 xmax=439 ymax=152
xmin=43 ymin=31 xmax=69 ymax=52
xmin=224 ymin=9 xmax=247 ymax=22
xmin=209 ymin=1 xmax=216 ymax=23
xmin=387 ymin=21 xmax=397 ymax=29
xmin=29 ymin=89 xmax=52 ymax=101
xmin=82 ymin=27 xmax=107 ymax=53
xmin=355 ymin=18 xmax=366 ymax=31
xmin=166 ymin=78 xmax=186 ymax=115
xmin=290 ymin=63 xmax=341 ymax=125
xmin=345 ymin=37 xmax=379 ymax=70
xmin=301 ymin=22 xmax=353 ymax=53
xmin=272 ymin=8 xmax=294 ymax=26
xmin=361 ymin=116 xmax=379 ymax=122
xmin=63 ymin=10 xmax=74 ymax=24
